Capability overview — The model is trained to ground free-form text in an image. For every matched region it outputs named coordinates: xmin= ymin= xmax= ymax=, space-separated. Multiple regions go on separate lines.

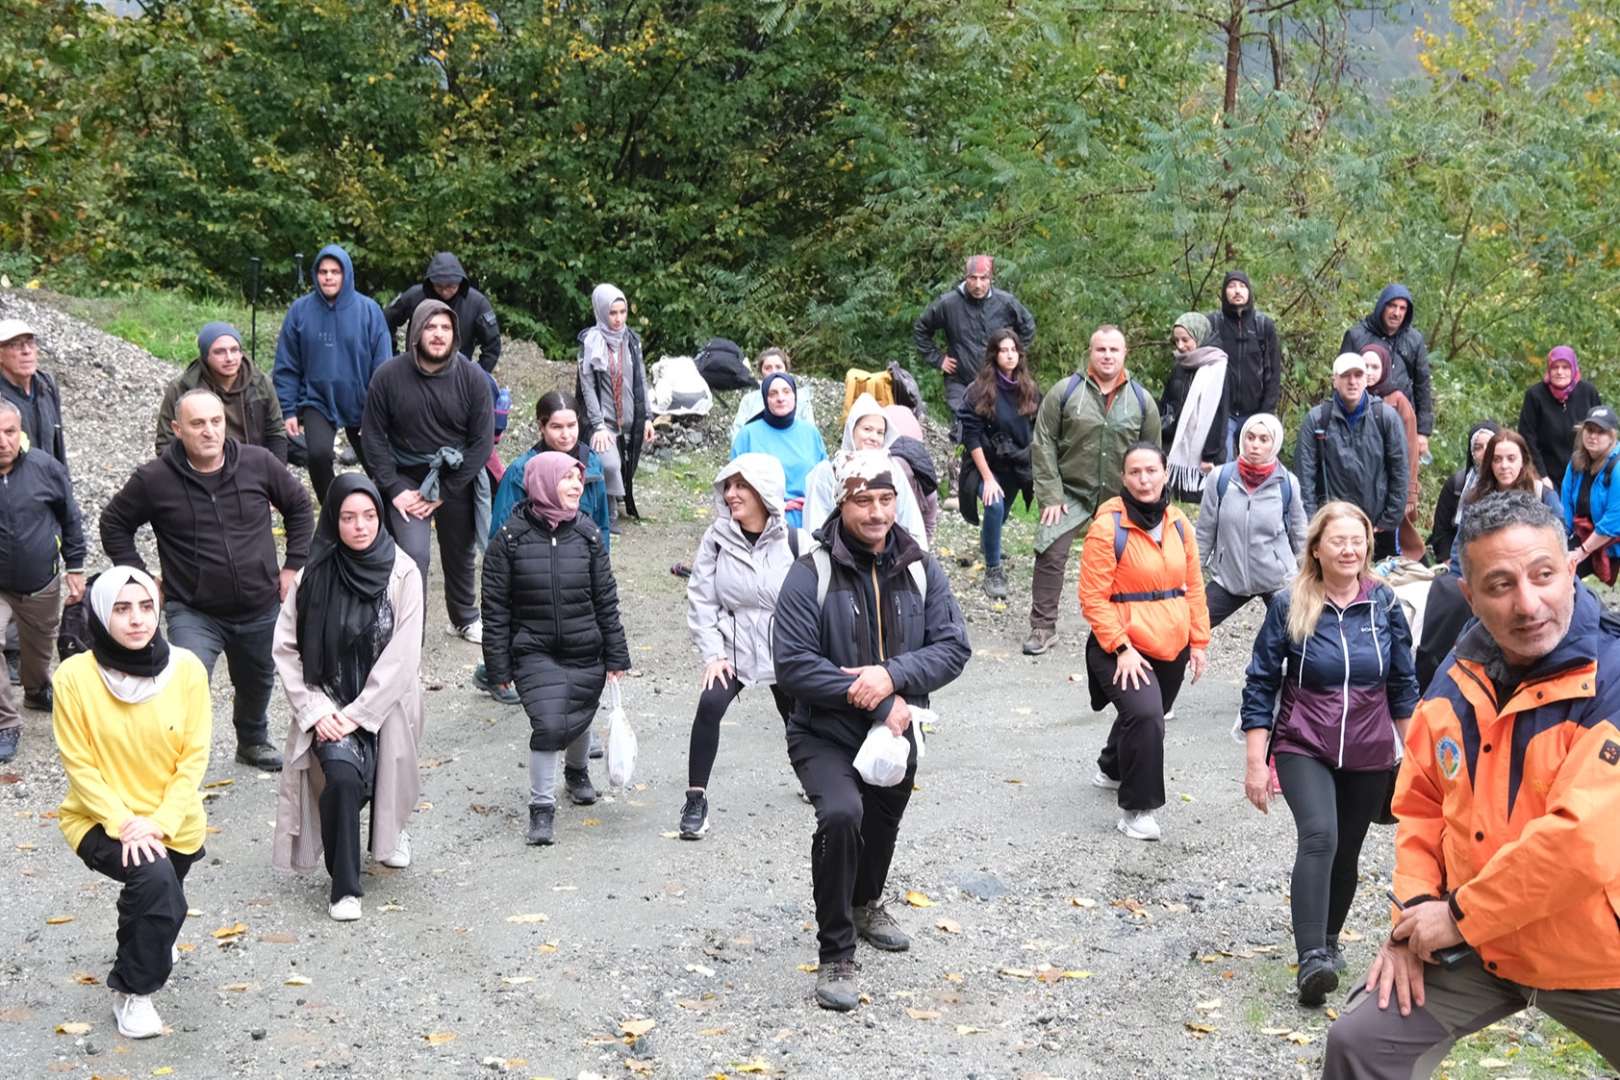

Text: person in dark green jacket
xmin=155 ymin=323 xmax=287 ymax=463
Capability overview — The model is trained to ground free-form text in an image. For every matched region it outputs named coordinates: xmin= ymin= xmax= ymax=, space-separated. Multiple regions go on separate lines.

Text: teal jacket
xmin=491 ymin=443 xmax=611 ymax=553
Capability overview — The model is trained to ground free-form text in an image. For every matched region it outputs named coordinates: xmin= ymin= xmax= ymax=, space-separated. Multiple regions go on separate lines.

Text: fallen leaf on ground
xmin=582 ymin=819 xmax=601 ymax=826
xmin=686 ymin=963 xmax=715 ymax=977
xmin=906 ymin=1009 xmax=940 ymax=1021
xmin=944 ymin=972 xmax=964 ymax=982
xmin=955 ymin=1025 xmax=987 ymax=1035
xmin=1003 ymin=778 xmax=1025 ymax=784
xmin=904 ymin=890 xmax=935 ymax=907
xmin=1196 ymin=998 xmax=1222 ymax=1011
xmin=734 ymin=1063 xmax=770 ymax=1075
xmin=660 ymin=831 xmax=680 ymax=839
xmin=1070 ymin=897 xmax=1097 ymax=908
xmin=152 ymin=1069 xmax=174 ymax=1076
xmin=698 ymin=1026 xmax=729 ymax=1036
xmin=1260 ymin=1027 xmax=1293 ymax=1036
xmin=284 ymin=975 xmax=311 ymax=986
xmin=55 ymin=1022 xmax=92 ymax=1035
xmin=45 ymin=916 xmax=74 ymax=925
xmin=796 ymin=963 xmax=819 ymax=972
xmin=620 ymin=1018 xmax=656 ymax=1038
xmin=186 ymin=908 xmax=202 ymax=917
xmin=1062 ymin=970 xmax=1093 ymax=979
xmin=15 ymin=843 xmax=36 ymax=851
xmin=1324 ymin=1007 xmax=1339 ymax=1020
xmin=424 ymin=1031 xmax=457 ymax=1045
xmin=537 ymin=941 xmax=559 ymax=953
xmin=1287 ymin=1032 xmax=1312 ymax=1045
xmin=997 ymin=966 xmax=1035 ymax=978
xmin=1338 ymin=929 xmax=1364 ymax=941
xmin=935 ymin=918 xmax=962 ymax=934
xmin=175 ymin=943 xmax=196 ymax=953
xmin=211 ymin=923 xmax=248 ymax=938
xmin=72 ymin=973 xmax=100 ymax=986
xmin=1186 ymin=1022 xmax=1218 ymax=1033
xmin=501 ymin=976 xmax=535 ymax=984
xmin=625 ymin=1060 xmax=654 ymax=1074
xmin=202 ymin=779 xmax=234 ymax=789
xmin=505 ymin=913 xmax=549 ymax=923
xmin=218 ymin=983 xmax=253 ymax=992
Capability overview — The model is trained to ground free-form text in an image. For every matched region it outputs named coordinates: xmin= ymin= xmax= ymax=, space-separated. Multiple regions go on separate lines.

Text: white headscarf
xmin=579 ymin=283 xmax=628 ymax=372
xmin=90 ymin=567 xmax=179 ymax=705
xmin=1239 ymin=413 xmax=1286 ymax=466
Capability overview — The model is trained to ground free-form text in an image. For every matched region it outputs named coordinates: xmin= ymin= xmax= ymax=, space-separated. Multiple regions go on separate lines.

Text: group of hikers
xmin=1 ymin=246 xmax=1618 ymax=1078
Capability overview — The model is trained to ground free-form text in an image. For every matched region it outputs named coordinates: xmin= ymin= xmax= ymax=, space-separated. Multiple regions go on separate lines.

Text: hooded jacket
xmin=1341 ymin=285 xmax=1434 ymax=436
xmin=1393 ymin=584 xmax=1620 ymax=990
xmin=1292 ymin=390 xmax=1409 ymax=532
xmin=1519 ymin=379 xmax=1601 ymax=491
xmin=361 ymin=299 xmax=495 ymax=500
xmin=155 ymin=358 xmax=287 ymax=463
xmin=802 ymin=394 xmax=926 ymax=543
xmin=272 ymin=245 xmax=393 ymax=428
xmin=479 ymin=500 xmax=630 ymax=752
xmin=492 ymin=440 xmax=610 ymax=551
xmin=1030 ymin=370 xmax=1160 ymax=552
xmin=687 ymin=455 xmax=801 ymax=687
xmin=1430 ymin=419 xmax=1500 ymax=562
xmin=1241 ymin=579 xmax=1418 ymax=771
xmin=772 ymin=519 xmax=971 ymax=756
xmin=1561 ymin=442 xmax=1620 ymax=559
xmin=382 ymin=253 xmax=503 ymax=373
xmin=0 ymin=445 xmax=85 ymax=594
xmin=1194 ymin=461 xmax=1307 ymax=598
xmin=0 ymin=366 xmax=66 ymax=465
xmin=1206 ymin=270 xmax=1281 ymax=418
xmin=912 ymin=281 xmax=1036 ymax=385
xmin=99 ymin=438 xmax=314 ymax=617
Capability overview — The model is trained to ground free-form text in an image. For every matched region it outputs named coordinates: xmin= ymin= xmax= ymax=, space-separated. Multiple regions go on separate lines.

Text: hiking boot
xmin=526 ymin=804 xmax=555 ymax=846
xmin=1297 ymin=948 xmax=1340 ymax=1007
xmin=112 ymin=991 xmax=163 ymax=1039
xmin=0 ymin=726 xmax=18 ymax=763
xmin=982 ymin=564 xmax=1008 ymax=600
xmin=235 ymin=742 xmax=284 ymax=771
xmin=1022 ymin=628 xmax=1056 ymax=656
xmin=472 ymin=663 xmax=521 ymax=704
xmin=564 ymin=766 xmax=597 ymax=806
xmin=679 ymin=791 xmax=710 ymax=839
xmin=814 ymin=958 xmax=861 ymax=1011
xmin=1091 ymin=770 xmax=1121 ymax=791
xmin=1117 ymin=810 xmax=1161 ymax=841
xmin=337 ymin=446 xmax=359 ymax=467
xmin=1325 ymin=936 xmax=1349 ymax=973
xmin=852 ymin=901 xmax=910 ymax=952
xmin=22 ymin=685 xmax=52 ymax=712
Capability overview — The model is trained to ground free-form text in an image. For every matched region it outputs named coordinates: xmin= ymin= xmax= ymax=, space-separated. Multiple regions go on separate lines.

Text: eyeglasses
xmin=0 ymin=338 xmax=37 ymax=351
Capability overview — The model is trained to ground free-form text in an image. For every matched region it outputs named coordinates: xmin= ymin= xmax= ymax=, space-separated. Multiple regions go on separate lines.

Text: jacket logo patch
xmin=1436 ymin=735 xmax=1463 ymax=781
xmin=1602 ymin=740 xmax=1620 ymax=766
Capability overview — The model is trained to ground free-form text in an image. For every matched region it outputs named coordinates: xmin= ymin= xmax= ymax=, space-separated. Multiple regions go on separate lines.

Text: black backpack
xmin=695 ymin=339 xmax=756 ymax=390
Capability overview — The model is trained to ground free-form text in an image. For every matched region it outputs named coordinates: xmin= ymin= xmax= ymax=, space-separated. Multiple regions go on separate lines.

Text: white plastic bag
xmin=605 ymin=678 xmax=638 ymax=789
xmin=853 ymin=722 xmax=911 ymax=787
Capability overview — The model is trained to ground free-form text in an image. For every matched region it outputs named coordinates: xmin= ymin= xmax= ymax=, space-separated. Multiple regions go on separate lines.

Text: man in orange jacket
xmin=1323 ymin=490 xmax=1620 ymax=1076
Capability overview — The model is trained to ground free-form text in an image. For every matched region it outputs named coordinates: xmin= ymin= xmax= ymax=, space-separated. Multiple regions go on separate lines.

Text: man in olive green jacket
xmin=1024 ymin=325 xmax=1160 ymax=655
xmin=155 ymin=323 xmax=287 ymax=463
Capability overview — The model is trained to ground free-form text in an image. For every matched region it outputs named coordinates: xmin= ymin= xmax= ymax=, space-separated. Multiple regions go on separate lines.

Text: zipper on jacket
xmin=1335 ymin=607 xmax=1350 ymax=768
xmin=549 ymin=533 xmax=561 ymax=643
xmin=871 ymin=564 xmax=886 ymax=661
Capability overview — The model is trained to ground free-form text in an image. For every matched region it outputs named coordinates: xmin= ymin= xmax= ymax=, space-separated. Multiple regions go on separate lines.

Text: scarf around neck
xmin=296 ymin=473 xmax=398 ymax=708
xmin=88 ymin=567 xmax=177 ymax=705
xmin=758 ymin=373 xmax=799 ymax=430
xmin=1120 ymin=484 xmax=1169 ymax=534
xmin=1546 ymin=345 xmax=1580 ymax=404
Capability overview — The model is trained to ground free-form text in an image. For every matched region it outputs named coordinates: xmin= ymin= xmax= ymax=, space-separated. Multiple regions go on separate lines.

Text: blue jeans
xmin=1225 ymin=415 xmax=1244 ymax=460
xmin=980 ymin=492 xmax=1009 ymax=568
xmin=164 ymin=600 xmax=280 ymax=747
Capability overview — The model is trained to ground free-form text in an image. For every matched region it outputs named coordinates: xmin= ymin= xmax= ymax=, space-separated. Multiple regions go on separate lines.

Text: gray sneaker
xmin=982 ymin=564 xmax=1008 ymax=600
xmin=815 ymin=958 xmax=861 ymax=1011
xmin=526 ymin=804 xmax=555 ymax=846
xmin=1022 ymin=628 xmax=1057 ymax=655
xmin=852 ymin=900 xmax=910 ymax=951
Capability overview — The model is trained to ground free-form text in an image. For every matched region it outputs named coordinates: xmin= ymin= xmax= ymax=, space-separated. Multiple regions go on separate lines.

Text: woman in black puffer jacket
xmin=481 ymin=451 xmax=630 ymax=847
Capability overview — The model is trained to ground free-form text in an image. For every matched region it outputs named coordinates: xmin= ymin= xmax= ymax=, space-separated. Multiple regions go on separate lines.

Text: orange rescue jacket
xmin=1392 ymin=585 xmax=1620 ymax=990
xmin=1078 ymin=498 xmax=1210 ymax=662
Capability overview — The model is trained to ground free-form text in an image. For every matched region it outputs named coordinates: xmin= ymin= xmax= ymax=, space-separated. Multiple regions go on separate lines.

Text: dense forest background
xmin=3 ymin=0 xmax=1617 ymax=459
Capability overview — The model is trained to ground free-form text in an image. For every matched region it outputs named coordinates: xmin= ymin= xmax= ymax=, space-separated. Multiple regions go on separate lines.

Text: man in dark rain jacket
xmin=1205 ymin=269 xmax=1281 ymax=456
xmin=913 ymin=255 xmax=1036 ymax=440
xmin=1341 ymin=283 xmax=1434 ymax=459
xmin=383 ymin=252 xmax=503 ymax=374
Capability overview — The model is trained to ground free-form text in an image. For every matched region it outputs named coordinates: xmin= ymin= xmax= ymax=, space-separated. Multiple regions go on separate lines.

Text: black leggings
xmin=686 ymin=678 xmax=792 ymax=789
xmin=1274 ymin=752 xmax=1389 ymax=959
xmin=300 ymin=407 xmax=364 ymax=505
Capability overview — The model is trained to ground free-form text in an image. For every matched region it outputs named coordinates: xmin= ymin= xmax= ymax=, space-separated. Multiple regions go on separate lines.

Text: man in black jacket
xmin=913 ymin=256 xmax=1036 ymax=441
xmin=0 ymin=399 xmax=85 ymax=762
xmin=1293 ymin=354 xmax=1410 ymax=560
xmin=383 ymin=253 xmax=503 ymax=374
xmin=363 ymin=299 xmax=494 ymax=642
xmin=1341 ymin=283 xmax=1433 ymax=460
xmin=101 ymin=390 xmax=314 ymax=770
xmin=772 ymin=449 xmax=972 ymax=1012
xmin=1205 ymin=270 xmax=1281 ymax=455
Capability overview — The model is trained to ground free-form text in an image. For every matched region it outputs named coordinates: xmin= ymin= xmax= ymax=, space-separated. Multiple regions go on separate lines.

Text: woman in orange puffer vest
xmin=1079 ymin=442 xmax=1211 ymax=842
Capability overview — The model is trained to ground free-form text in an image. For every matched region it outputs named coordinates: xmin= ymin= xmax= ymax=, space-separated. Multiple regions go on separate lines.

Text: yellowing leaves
xmin=505 ymin=912 xmax=549 ymax=923
xmin=283 ymin=974 xmax=311 ymax=986
xmin=45 ymin=916 xmax=74 ymax=925
xmin=904 ymin=890 xmax=935 ymax=907
xmin=424 ymin=1031 xmax=458 ymax=1045
xmin=211 ymin=922 xmax=248 ymax=939
xmin=620 ymin=1018 xmax=656 ymax=1038
xmin=56 ymin=1022 xmax=92 ymax=1034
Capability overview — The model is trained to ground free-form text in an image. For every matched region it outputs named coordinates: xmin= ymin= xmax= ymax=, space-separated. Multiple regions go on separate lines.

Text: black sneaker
xmin=22 ymin=685 xmax=52 ymax=712
xmin=1326 ymin=936 xmax=1349 ymax=973
xmin=235 ymin=742 xmax=284 ymax=770
xmin=815 ymin=958 xmax=861 ymax=1011
xmin=852 ymin=901 xmax=910 ymax=951
xmin=1296 ymin=948 xmax=1340 ymax=1007
xmin=526 ymin=804 xmax=555 ymax=846
xmin=679 ymin=791 xmax=709 ymax=840
xmin=5 ymin=650 xmax=18 ymax=686
xmin=0 ymin=726 xmax=18 ymax=763
xmin=564 ymin=766 xmax=597 ymax=806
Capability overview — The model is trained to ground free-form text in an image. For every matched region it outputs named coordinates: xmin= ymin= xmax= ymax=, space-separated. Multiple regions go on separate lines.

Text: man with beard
xmin=156 ymin=323 xmax=287 ymax=462
xmin=1341 ymin=284 xmax=1434 ymax=461
xmin=383 ymin=252 xmax=503 ymax=374
xmin=1205 ymin=270 xmax=1282 ymax=456
xmin=362 ymin=300 xmax=494 ymax=642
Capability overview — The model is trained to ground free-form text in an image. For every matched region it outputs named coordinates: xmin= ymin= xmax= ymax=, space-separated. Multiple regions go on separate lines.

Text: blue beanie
xmin=197 ymin=322 xmax=243 ymax=363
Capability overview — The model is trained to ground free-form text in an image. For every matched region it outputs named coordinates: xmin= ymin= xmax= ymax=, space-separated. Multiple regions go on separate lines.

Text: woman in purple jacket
xmin=1239 ymin=501 xmax=1418 ymax=1008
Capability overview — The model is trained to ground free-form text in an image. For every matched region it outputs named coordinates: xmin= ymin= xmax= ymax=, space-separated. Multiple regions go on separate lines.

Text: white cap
xmin=0 ymin=319 xmax=35 ymax=345
xmin=1332 ymin=352 xmax=1367 ymax=377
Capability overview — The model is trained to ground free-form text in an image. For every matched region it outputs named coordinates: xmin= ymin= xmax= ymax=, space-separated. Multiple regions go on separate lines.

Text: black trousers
xmin=388 ymin=484 xmax=480 ymax=628
xmin=1273 ymin=752 xmax=1389 ymax=959
xmin=1373 ymin=529 xmax=1398 ymax=561
xmin=320 ymin=758 xmax=366 ymax=904
xmin=1087 ymin=635 xmax=1189 ymax=812
xmin=76 ymin=826 xmax=203 ymax=995
xmin=1205 ymin=581 xmax=1275 ymax=630
xmin=300 ymin=407 xmax=365 ymax=506
xmin=687 ymin=679 xmax=792 ymax=789
xmin=789 ymin=728 xmax=916 ymax=963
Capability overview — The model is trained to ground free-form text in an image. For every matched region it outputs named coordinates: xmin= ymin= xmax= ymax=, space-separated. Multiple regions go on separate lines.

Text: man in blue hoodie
xmin=1341 ymin=284 xmax=1433 ymax=461
xmin=273 ymin=245 xmax=393 ymax=503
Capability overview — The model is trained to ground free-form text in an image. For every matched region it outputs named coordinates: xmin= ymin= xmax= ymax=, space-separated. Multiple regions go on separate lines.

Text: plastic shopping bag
xmin=853 ymin=722 xmax=911 ymax=787
xmin=605 ymin=678 xmax=638 ymax=789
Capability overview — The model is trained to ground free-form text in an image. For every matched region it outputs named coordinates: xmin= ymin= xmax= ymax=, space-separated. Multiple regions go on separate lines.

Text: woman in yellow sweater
xmin=53 ymin=567 xmax=211 ymax=1041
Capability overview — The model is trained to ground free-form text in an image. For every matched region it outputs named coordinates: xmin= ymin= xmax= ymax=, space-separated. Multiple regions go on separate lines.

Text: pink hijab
xmin=523 ymin=451 xmax=585 ymax=529
xmin=1545 ymin=345 xmax=1580 ymax=404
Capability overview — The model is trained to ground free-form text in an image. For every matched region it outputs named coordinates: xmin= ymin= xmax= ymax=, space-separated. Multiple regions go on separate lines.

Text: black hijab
xmin=756 ymin=372 xmax=799 ymax=430
xmin=295 ymin=473 xmax=398 ymax=706
xmin=87 ymin=568 xmax=172 ymax=679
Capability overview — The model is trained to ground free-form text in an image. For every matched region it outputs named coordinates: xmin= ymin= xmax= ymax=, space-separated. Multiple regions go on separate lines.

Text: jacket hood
xmin=1370 ymin=284 xmax=1415 ymax=333
xmin=422 ymin=252 xmax=469 ymax=298
xmin=406 ymin=298 xmax=461 ymax=370
xmin=712 ymin=453 xmax=787 ymax=520
xmin=313 ymin=244 xmax=358 ymax=309
xmin=841 ymin=393 xmax=899 ymax=453
xmin=1220 ymin=269 xmax=1253 ymax=319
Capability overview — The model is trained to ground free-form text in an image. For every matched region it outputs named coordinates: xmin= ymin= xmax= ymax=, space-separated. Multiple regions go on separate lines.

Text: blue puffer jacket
xmin=273 ymin=244 xmax=393 ymax=428
xmin=1240 ymin=578 xmax=1419 ymax=772
xmin=491 ymin=442 xmax=610 ymax=553
xmin=1561 ymin=444 xmax=1620 ymax=558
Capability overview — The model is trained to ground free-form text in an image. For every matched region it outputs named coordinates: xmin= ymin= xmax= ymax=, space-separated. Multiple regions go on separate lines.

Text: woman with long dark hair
xmin=1445 ymin=430 xmax=1562 ymax=573
xmin=958 ymin=328 xmax=1039 ymax=599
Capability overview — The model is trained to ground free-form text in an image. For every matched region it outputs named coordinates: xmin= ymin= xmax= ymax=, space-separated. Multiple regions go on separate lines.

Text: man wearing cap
xmin=155 ymin=323 xmax=287 ymax=463
xmin=1342 ymin=284 xmax=1434 ymax=461
xmin=1205 ymin=270 xmax=1282 ymax=456
xmin=913 ymin=255 xmax=1036 ymax=442
xmin=0 ymin=398 xmax=85 ymax=762
xmin=383 ymin=253 xmax=503 ymax=374
xmin=1293 ymin=353 xmax=1410 ymax=559
xmin=772 ymin=448 xmax=971 ymax=1012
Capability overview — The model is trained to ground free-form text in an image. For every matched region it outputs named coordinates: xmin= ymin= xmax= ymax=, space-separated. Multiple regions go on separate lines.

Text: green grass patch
xmin=1438 ymin=1014 xmax=1612 ymax=1078
xmin=38 ymin=288 xmax=285 ymax=368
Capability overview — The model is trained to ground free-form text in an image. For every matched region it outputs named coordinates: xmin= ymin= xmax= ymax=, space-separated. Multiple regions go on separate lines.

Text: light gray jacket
xmin=1194 ymin=464 xmax=1308 ymax=597
xmin=686 ymin=454 xmax=806 ymax=686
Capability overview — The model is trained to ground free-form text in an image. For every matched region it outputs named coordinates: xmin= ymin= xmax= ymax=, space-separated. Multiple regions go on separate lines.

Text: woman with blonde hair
xmin=1238 ymin=501 xmax=1418 ymax=1007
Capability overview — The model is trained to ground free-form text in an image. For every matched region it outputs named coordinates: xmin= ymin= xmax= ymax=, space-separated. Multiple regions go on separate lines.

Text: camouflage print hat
xmin=833 ymin=448 xmax=898 ymax=507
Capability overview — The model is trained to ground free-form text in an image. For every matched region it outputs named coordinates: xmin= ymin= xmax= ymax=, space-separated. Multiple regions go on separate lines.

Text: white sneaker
xmin=1091 ymin=770 xmax=1121 ymax=791
xmin=450 ymin=620 xmax=484 ymax=644
xmin=1163 ymin=708 xmax=1176 ymax=721
xmin=170 ymin=944 xmax=180 ymax=964
xmin=1118 ymin=810 xmax=1162 ymax=841
xmin=379 ymin=830 xmax=411 ymax=869
xmin=112 ymin=991 xmax=163 ymax=1039
xmin=329 ymin=895 xmax=363 ymax=922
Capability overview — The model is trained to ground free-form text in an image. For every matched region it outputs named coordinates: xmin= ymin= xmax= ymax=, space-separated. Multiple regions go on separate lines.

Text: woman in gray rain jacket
xmin=679 ymin=453 xmax=804 ymax=840
xmin=802 ymin=393 xmax=926 ymax=544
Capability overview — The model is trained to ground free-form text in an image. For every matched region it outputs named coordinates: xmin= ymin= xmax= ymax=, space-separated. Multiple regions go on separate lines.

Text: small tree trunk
xmin=1223 ymin=5 xmax=1243 ymax=120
